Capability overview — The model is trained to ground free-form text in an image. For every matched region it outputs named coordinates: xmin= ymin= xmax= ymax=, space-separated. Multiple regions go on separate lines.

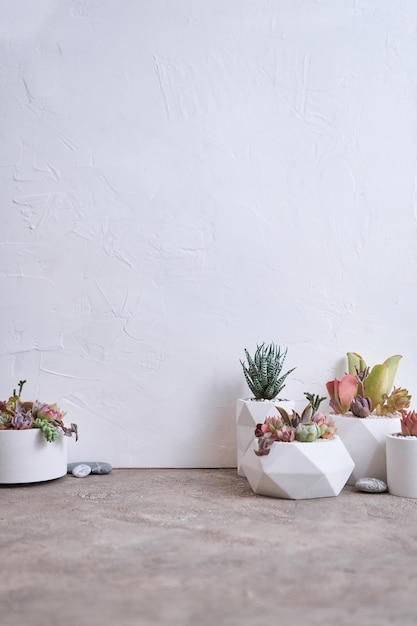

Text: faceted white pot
xmin=0 ymin=429 xmax=68 ymax=484
xmin=331 ymin=414 xmax=401 ymax=485
xmin=240 ymin=436 xmax=354 ymax=500
xmin=236 ymin=398 xmax=294 ymax=477
xmin=386 ymin=434 xmax=417 ymax=498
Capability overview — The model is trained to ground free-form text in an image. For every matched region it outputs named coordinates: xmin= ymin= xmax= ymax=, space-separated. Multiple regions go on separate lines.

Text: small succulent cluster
xmin=400 ymin=410 xmax=417 ymax=436
xmin=0 ymin=380 xmax=78 ymax=443
xmin=254 ymin=392 xmax=336 ymax=456
xmin=240 ymin=342 xmax=295 ymax=401
xmin=326 ymin=352 xmax=411 ymax=418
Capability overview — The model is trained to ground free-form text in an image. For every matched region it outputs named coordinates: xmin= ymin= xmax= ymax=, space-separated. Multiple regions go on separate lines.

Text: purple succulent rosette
xmin=10 ymin=401 xmax=34 ymax=429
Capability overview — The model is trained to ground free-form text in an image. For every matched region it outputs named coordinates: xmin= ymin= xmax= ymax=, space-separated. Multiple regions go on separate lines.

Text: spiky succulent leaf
xmin=401 ymin=411 xmax=417 ymax=436
xmin=276 ymin=406 xmax=291 ymax=425
xmin=303 ymin=392 xmax=326 ymax=419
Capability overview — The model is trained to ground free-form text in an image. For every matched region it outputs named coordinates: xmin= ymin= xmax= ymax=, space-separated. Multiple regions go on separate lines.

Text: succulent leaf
xmin=347 ymin=352 xmax=367 ymax=376
xmin=350 ymin=396 xmax=372 ymax=418
xmin=33 ymin=417 xmax=60 ymax=442
xmin=382 ymin=355 xmax=402 ymax=393
xmin=326 ymin=375 xmax=357 ymax=414
xmin=400 ymin=410 xmax=417 ymax=436
xmin=364 ymin=364 xmax=390 ymax=408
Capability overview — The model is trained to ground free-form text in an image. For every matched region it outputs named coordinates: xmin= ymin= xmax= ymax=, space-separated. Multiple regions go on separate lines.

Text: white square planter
xmin=386 ymin=434 xmax=417 ymax=498
xmin=240 ymin=435 xmax=354 ymax=500
xmin=0 ymin=429 xmax=68 ymax=484
xmin=331 ymin=414 xmax=401 ymax=485
xmin=236 ymin=398 xmax=294 ymax=477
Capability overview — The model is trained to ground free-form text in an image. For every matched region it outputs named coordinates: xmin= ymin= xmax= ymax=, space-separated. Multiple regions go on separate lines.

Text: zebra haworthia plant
xmin=240 ymin=342 xmax=295 ymax=401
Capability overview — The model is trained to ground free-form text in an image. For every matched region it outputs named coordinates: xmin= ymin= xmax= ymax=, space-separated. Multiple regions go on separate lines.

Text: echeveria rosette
xmin=10 ymin=401 xmax=34 ymax=430
xmin=32 ymin=401 xmax=66 ymax=423
xmin=312 ymin=412 xmax=337 ymax=439
xmin=326 ymin=374 xmax=357 ymax=414
xmin=376 ymin=387 xmax=411 ymax=416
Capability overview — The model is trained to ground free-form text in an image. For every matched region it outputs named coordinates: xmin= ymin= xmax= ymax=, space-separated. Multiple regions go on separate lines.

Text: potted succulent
xmin=326 ymin=352 xmax=411 ymax=485
xmin=236 ymin=342 xmax=295 ymax=477
xmin=386 ymin=410 xmax=417 ymax=498
xmin=0 ymin=380 xmax=78 ymax=484
xmin=240 ymin=393 xmax=354 ymax=500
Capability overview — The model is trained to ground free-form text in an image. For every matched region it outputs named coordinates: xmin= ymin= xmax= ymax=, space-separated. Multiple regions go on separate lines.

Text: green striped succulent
xmin=240 ymin=342 xmax=295 ymax=400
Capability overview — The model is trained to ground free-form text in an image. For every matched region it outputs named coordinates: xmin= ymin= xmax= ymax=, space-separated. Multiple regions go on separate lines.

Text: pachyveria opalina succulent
xmin=350 ymin=396 xmax=372 ymax=418
xmin=240 ymin=343 xmax=295 ymax=400
xmin=254 ymin=393 xmax=335 ymax=455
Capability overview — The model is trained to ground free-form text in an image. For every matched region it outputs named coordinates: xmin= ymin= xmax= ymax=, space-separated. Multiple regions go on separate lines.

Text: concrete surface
xmin=1 ymin=469 xmax=417 ymax=626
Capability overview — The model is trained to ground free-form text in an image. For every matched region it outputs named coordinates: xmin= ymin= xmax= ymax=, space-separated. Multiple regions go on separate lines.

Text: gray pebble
xmin=355 ymin=477 xmax=388 ymax=493
xmin=67 ymin=461 xmax=112 ymax=475
xmin=71 ymin=464 xmax=92 ymax=478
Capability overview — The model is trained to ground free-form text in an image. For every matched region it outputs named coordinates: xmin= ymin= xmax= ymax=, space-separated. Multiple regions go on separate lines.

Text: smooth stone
xmin=71 ymin=464 xmax=92 ymax=478
xmin=355 ymin=477 xmax=388 ymax=493
xmin=67 ymin=461 xmax=112 ymax=475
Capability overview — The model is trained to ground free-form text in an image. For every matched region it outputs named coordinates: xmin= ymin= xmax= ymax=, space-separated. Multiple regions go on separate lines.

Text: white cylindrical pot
xmin=0 ymin=429 xmax=68 ymax=484
xmin=386 ymin=434 xmax=417 ymax=498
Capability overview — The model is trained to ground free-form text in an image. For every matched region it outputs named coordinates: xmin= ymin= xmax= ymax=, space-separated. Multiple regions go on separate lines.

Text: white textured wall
xmin=1 ymin=0 xmax=417 ymax=467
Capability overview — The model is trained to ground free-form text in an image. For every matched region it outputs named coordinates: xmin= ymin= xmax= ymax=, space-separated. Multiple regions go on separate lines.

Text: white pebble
xmin=71 ymin=464 xmax=92 ymax=478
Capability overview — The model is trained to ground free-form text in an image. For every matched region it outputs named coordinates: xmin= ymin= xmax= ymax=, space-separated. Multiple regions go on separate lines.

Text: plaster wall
xmin=1 ymin=0 xmax=417 ymax=467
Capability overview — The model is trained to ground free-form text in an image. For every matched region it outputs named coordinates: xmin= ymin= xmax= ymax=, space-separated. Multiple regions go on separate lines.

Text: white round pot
xmin=331 ymin=413 xmax=401 ymax=485
xmin=240 ymin=435 xmax=354 ymax=500
xmin=0 ymin=429 xmax=68 ymax=484
xmin=236 ymin=398 xmax=294 ymax=477
xmin=386 ymin=434 xmax=417 ymax=498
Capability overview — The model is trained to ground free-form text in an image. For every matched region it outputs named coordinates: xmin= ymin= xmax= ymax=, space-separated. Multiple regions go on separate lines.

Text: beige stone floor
xmin=1 ymin=468 xmax=417 ymax=626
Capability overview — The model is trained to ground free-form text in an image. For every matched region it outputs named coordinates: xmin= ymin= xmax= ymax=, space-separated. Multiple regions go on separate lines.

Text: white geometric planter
xmin=236 ymin=398 xmax=294 ymax=477
xmin=386 ymin=434 xmax=417 ymax=498
xmin=331 ymin=414 xmax=401 ymax=485
xmin=240 ymin=435 xmax=354 ymax=500
xmin=0 ymin=429 xmax=68 ymax=484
